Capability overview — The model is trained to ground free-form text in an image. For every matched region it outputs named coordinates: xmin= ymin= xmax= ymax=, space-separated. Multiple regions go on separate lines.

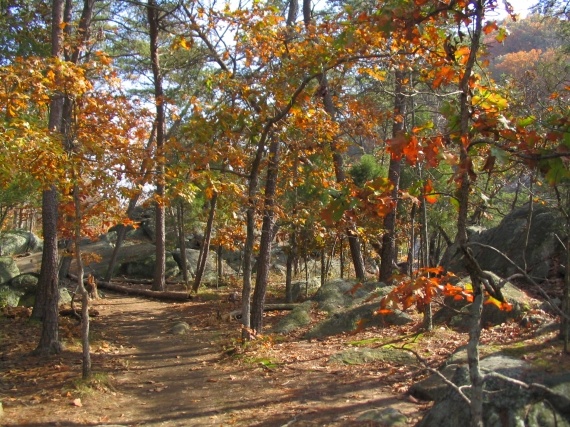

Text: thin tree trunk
xmin=216 ymin=244 xmax=223 ymax=285
xmin=285 ymin=231 xmax=296 ymax=303
xmin=176 ymin=202 xmax=189 ymax=288
xmin=251 ymin=138 xmax=281 ymax=333
xmin=420 ymin=191 xmax=432 ymax=330
xmin=32 ymin=0 xmax=65 ymax=355
xmin=73 ymin=184 xmax=91 ymax=379
xmin=379 ymin=70 xmax=405 ymax=282
xmin=407 ymin=203 xmax=416 ymax=275
xmin=320 ymin=71 xmax=366 ymax=280
xmin=455 ymin=2 xmax=485 ymax=425
xmin=104 ymin=124 xmax=156 ymax=282
xmin=148 ymin=0 xmax=166 ymax=292
xmin=320 ymin=248 xmax=326 ymax=287
xmin=560 ymin=190 xmax=570 ymax=354
xmin=193 ymin=192 xmax=218 ymax=292
xmin=59 ymin=240 xmax=73 ymax=279
xmin=340 ymin=237 xmax=344 ymax=279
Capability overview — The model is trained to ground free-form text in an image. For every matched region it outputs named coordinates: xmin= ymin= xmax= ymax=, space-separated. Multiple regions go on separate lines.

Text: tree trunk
xmin=32 ymin=0 xmax=66 ymax=355
xmin=407 ymin=203 xmax=416 ymax=275
xmin=148 ymin=0 xmax=166 ymax=292
xmin=193 ymin=192 xmax=218 ymax=292
xmin=251 ymin=138 xmax=280 ymax=333
xmin=379 ymin=70 xmax=405 ymax=283
xmin=73 ymin=185 xmax=91 ymax=379
xmin=285 ymin=231 xmax=296 ymax=303
xmin=562 ymin=204 xmax=570 ymax=352
xmin=455 ymin=2 xmax=485 ymax=425
xmin=216 ymin=244 xmax=223 ymax=285
xmin=420 ymin=192 xmax=432 ymax=330
xmin=340 ymin=237 xmax=344 ymax=279
xmin=320 ymin=71 xmax=366 ymax=280
xmin=33 ymin=189 xmax=62 ymax=355
xmin=176 ymin=202 xmax=189 ymax=288
xmin=104 ymin=124 xmax=156 ymax=282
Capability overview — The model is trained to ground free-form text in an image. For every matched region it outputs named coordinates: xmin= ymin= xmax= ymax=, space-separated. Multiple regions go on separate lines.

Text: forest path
xmin=1 ymin=292 xmax=428 ymax=426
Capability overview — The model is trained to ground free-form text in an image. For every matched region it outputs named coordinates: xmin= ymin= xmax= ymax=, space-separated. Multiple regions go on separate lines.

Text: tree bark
xmin=73 ymin=184 xmax=91 ymax=379
xmin=193 ymin=192 xmax=218 ymax=292
xmin=176 ymin=202 xmax=189 ymax=288
xmin=32 ymin=0 xmax=66 ymax=356
xmin=251 ymin=138 xmax=281 ymax=333
xmin=148 ymin=0 xmax=166 ymax=292
xmin=379 ymin=70 xmax=405 ymax=283
xmin=454 ymin=2 xmax=485 ymax=425
xmin=285 ymin=231 xmax=296 ymax=303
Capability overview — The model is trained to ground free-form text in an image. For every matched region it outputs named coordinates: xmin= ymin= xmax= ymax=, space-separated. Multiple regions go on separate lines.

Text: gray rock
xmin=329 ymin=347 xmax=418 ymax=366
xmin=356 ymin=408 xmax=408 ymax=426
xmin=0 ymin=285 xmax=23 ymax=307
xmin=0 ymin=256 xmax=20 ymax=284
xmin=312 ymin=280 xmax=390 ymax=313
xmin=291 ymin=278 xmax=321 ymax=302
xmin=172 ymin=248 xmax=235 ymax=284
xmin=409 ymin=364 xmax=459 ymax=401
xmin=415 ymin=355 xmax=570 ymax=427
xmin=273 ymin=301 xmax=312 ymax=334
xmin=119 ymin=250 xmax=180 ymax=279
xmin=442 ymin=204 xmax=565 ymax=280
xmin=7 ymin=273 xmax=39 ymax=292
xmin=305 ymin=302 xmax=412 ymax=339
xmin=170 ymin=321 xmax=191 ymax=335
xmin=0 ymin=230 xmax=42 ymax=256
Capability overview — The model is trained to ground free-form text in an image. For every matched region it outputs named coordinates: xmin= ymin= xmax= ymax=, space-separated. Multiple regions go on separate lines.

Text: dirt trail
xmin=1 ymin=292 xmax=428 ymax=426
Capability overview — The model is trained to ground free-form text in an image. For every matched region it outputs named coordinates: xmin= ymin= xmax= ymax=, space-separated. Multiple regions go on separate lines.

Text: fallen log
xmin=59 ymin=307 xmax=100 ymax=318
xmin=97 ymin=280 xmax=192 ymax=302
xmin=226 ymin=303 xmax=300 ymax=321
xmin=109 ymin=277 xmax=186 ymax=286
xmin=66 ymin=274 xmax=191 ymax=302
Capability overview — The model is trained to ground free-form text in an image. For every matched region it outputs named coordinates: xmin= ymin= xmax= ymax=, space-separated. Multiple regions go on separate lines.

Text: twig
xmin=467 ymin=243 xmax=569 ymax=321
xmin=397 ymin=345 xmax=472 ymax=405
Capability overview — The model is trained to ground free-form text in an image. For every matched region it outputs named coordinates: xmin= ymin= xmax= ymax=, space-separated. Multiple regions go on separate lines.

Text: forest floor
xmin=1 ymin=252 xmax=568 ymax=426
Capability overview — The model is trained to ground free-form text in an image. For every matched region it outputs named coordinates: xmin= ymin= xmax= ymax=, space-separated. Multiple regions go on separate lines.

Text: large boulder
xmin=171 ymin=248 xmax=235 ymax=283
xmin=0 ymin=272 xmax=70 ymax=308
xmin=0 ymin=257 xmax=20 ymax=284
xmin=442 ymin=204 xmax=565 ymax=280
xmin=119 ymin=251 xmax=180 ymax=279
xmin=272 ymin=301 xmax=312 ymax=334
xmin=291 ymin=277 xmax=321 ymax=302
xmin=304 ymin=280 xmax=413 ymax=339
xmin=416 ymin=358 xmax=570 ymax=427
xmin=0 ymin=230 xmax=42 ymax=256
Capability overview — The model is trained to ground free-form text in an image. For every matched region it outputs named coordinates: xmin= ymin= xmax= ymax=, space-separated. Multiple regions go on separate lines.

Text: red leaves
xmin=379 ymin=268 xmax=465 ymax=315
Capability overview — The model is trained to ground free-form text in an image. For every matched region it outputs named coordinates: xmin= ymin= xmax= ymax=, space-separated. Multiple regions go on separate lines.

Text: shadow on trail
xmin=90 ymin=293 xmax=422 ymax=426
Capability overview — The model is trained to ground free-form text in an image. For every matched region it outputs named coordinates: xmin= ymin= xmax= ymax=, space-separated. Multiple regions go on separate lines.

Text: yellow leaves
xmin=45 ymin=69 xmax=56 ymax=83
xmin=359 ymin=67 xmax=387 ymax=82
xmin=472 ymin=89 xmax=509 ymax=111
xmin=172 ymin=36 xmax=192 ymax=51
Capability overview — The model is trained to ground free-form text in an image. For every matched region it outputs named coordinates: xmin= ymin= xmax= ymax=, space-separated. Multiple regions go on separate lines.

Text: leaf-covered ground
xmin=0 ymin=285 xmax=566 ymax=427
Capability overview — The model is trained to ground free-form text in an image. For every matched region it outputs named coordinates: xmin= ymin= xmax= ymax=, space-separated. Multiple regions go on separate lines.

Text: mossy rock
xmin=273 ymin=301 xmax=312 ymax=334
xmin=305 ymin=302 xmax=412 ymax=339
xmin=329 ymin=347 xmax=417 ymax=366
xmin=0 ymin=257 xmax=20 ymax=285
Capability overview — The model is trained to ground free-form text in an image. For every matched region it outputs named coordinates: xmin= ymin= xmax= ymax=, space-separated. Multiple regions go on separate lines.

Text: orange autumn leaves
xmin=378 ymin=266 xmax=513 ymax=316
